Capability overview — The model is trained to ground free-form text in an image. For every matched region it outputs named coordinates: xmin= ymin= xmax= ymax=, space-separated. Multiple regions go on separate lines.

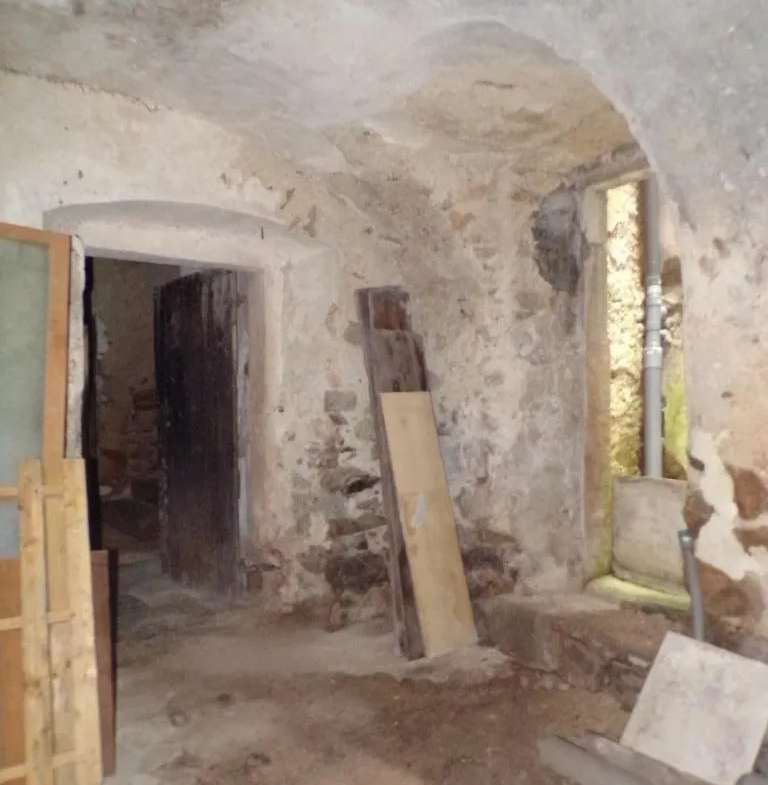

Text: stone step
xmin=475 ymin=593 xmax=687 ymax=709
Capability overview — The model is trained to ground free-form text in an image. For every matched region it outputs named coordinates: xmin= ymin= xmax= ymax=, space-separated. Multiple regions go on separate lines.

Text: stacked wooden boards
xmin=0 ymin=460 xmax=104 ymax=785
xmin=357 ymin=286 xmax=476 ymax=660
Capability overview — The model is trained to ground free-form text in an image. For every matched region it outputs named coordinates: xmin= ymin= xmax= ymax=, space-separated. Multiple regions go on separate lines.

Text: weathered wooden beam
xmin=356 ymin=287 xmax=426 ymax=659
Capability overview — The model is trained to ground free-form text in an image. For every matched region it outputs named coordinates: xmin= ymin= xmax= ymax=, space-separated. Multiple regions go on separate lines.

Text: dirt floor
xmin=111 ymin=558 xmax=629 ymax=785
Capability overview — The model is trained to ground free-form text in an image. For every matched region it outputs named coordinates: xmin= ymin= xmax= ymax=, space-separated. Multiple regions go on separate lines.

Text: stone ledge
xmin=477 ymin=593 xmax=684 ymax=709
xmin=475 ymin=593 xmax=620 ymax=671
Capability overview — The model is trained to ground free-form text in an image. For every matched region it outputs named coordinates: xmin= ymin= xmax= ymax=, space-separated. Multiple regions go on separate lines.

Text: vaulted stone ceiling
xmin=0 ymin=0 xmax=636 ymax=176
xmin=2 ymin=0 xmax=765 ymax=235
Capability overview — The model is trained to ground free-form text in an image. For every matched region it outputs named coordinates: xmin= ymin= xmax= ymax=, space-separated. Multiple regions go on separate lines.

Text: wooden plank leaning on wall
xmin=380 ymin=392 xmax=477 ymax=658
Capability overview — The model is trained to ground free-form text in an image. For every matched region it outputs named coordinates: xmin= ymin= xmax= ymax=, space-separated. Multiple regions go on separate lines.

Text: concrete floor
xmin=110 ymin=556 xmax=630 ymax=785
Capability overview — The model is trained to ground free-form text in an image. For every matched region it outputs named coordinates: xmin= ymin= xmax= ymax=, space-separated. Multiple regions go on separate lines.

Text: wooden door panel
xmin=155 ymin=270 xmax=240 ymax=594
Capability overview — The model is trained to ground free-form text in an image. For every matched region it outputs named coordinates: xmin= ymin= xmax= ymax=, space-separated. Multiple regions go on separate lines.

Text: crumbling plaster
xmin=2 ymin=0 xmax=768 ymax=611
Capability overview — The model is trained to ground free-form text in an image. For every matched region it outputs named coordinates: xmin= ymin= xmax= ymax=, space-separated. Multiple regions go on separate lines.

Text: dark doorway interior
xmin=83 ymin=256 xmax=179 ymax=558
xmin=82 ymin=257 xmax=244 ymax=596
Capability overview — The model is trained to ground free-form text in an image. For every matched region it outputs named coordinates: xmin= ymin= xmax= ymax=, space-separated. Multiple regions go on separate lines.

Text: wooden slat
xmin=0 ymin=223 xmax=63 ymax=247
xmin=42 ymin=232 xmax=74 ymax=785
xmin=61 ymin=461 xmax=102 ymax=785
xmin=19 ymin=461 xmax=54 ymax=785
xmin=0 ymin=554 xmax=115 ymax=781
xmin=356 ymin=286 xmax=426 ymax=660
xmin=0 ymin=559 xmax=24 ymax=785
xmin=90 ymin=552 xmax=115 ymax=777
xmin=0 ymin=612 xmax=73 ymax=633
xmin=0 ymin=751 xmax=80 ymax=784
xmin=0 ymin=486 xmax=18 ymax=500
xmin=380 ymin=391 xmax=477 ymax=658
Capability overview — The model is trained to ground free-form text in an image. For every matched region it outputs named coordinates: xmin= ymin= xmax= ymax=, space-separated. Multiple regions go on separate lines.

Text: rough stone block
xmin=327 ymin=513 xmax=386 ymax=538
xmin=612 ymin=477 xmax=686 ymax=592
xmin=476 ymin=593 xmax=618 ymax=671
xmin=557 ymin=633 xmax=610 ymax=691
xmin=323 ymin=390 xmax=358 ymax=413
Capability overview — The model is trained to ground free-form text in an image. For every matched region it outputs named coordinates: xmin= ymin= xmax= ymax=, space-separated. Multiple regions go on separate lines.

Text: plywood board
xmin=380 ymin=391 xmax=477 ymax=658
xmin=622 ymin=631 xmax=768 ymax=785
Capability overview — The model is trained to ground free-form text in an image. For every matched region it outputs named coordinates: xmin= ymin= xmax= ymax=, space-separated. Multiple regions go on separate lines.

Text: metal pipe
xmin=642 ymin=176 xmax=664 ymax=478
xmin=678 ymin=529 xmax=706 ymax=642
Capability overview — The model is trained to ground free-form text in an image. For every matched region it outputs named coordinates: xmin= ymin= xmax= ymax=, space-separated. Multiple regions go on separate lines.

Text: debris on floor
xmin=112 ymin=562 xmax=629 ymax=785
xmin=114 ymin=553 xmax=768 ymax=785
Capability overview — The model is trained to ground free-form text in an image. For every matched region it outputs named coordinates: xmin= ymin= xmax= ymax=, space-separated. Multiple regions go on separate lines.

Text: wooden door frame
xmin=63 ymin=245 xmax=258 ymax=580
xmin=0 ymin=223 xmax=74 ymax=641
xmin=73 ymin=253 xmax=255 ymax=586
xmin=234 ymin=272 xmax=253 ymax=562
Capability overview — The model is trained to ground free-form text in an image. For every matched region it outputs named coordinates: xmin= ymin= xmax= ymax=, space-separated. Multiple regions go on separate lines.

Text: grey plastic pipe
xmin=643 ymin=177 xmax=664 ymax=478
xmin=678 ymin=529 xmax=706 ymax=641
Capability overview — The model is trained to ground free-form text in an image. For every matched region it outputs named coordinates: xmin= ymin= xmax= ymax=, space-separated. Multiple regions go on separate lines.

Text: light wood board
xmin=41 ymin=233 xmax=74 ymax=785
xmin=0 ymin=554 xmax=112 ymax=785
xmin=380 ymin=391 xmax=477 ymax=658
xmin=19 ymin=461 xmax=54 ymax=785
xmin=61 ymin=461 xmax=101 ymax=785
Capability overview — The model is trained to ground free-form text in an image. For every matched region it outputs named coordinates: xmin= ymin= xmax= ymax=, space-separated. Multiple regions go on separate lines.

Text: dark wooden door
xmin=155 ymin=270 xmax=240 ymax=594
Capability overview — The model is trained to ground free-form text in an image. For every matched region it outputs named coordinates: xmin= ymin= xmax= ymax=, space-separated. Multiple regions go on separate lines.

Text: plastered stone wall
xmin=5 ymin=47 xmax=768 ymax=625
xmin=259 ymin=148 xmax=600 ymax=613
xmin=90 ymin=257 xmax=179 ymax=498
xmin=0 ymin=70 xmax=636 ymax=615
